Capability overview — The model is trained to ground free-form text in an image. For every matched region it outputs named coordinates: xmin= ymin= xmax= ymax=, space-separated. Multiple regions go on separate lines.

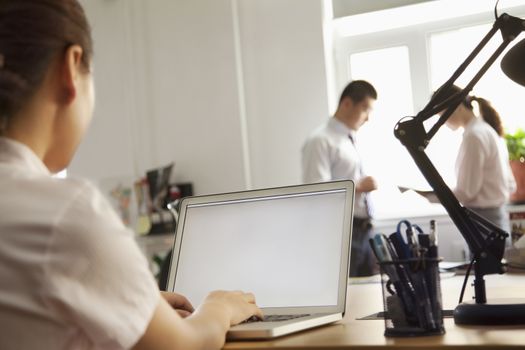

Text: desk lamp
xmin=394 ymin=7 xmax=525 ymax=325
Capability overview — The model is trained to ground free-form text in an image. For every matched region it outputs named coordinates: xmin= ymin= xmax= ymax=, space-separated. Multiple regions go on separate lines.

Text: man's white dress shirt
xmin=302 ymin=117 xmax=368 ymax=218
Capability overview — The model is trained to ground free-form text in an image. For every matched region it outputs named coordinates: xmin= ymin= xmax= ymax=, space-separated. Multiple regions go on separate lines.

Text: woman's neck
xmin=4 ymin=100 xmax=56 ymax=164
xmin=458 ymin=109 xmax=476 ymax=128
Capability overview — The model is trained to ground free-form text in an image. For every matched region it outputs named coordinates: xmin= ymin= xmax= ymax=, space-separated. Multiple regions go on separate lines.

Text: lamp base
xmin=454 ymin=299 xmax=525 ymax=325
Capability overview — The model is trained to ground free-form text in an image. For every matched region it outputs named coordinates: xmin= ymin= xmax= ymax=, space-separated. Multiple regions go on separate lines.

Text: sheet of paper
xmin=398 ymin=186 xmax=439 ymax=203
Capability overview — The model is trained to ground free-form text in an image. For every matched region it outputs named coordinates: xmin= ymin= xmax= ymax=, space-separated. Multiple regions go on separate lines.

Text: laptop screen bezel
xmin=165 ymin=180 xmax=354 ymax=315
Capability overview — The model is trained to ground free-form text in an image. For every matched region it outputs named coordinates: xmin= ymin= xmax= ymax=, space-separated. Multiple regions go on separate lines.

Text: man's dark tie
xmin=348 ymin=134 xmax=373 ymax=219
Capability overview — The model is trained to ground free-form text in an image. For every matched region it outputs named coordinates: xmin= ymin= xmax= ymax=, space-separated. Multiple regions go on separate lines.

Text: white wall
xmin=238 ymin=0 xmax=330 ymax=189
xmin=71 ymin=0 xmax=140 ymax=180
xmin=70 ymin=0 xmax=331 ymax=195
xmin=140 ymin=0 xmax=250 ymax=194
xmin=73 ymin=0 xmax=246 ymax=194
xmin=70 ymin=0 xmax=475 ymax=260
xmin=332 ymin=0 xmax=435 ymax=18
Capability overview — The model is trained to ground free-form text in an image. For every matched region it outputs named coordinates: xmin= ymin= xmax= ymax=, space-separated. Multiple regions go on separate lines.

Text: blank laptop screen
xmin=172 ymin=189 xmax=347 ymax=308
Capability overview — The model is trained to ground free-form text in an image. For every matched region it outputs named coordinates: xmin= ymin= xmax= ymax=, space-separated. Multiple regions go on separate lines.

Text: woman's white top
xmin=0 ymin=137 xmax=159 ymax=350
xmin=454 ymin=118 xmax=516 ymax=208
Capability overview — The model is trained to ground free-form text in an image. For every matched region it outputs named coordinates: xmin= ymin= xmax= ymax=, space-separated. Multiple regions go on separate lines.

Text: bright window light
xmin=350 ymin=46 xmax=443 ymax=218
xmin=430 ymin=23 xmax=525 ymax=133
xmin=334 ymin=0 xmax=525 ymax=38
xmin=333 ymin=1 xmax=525 ymax=219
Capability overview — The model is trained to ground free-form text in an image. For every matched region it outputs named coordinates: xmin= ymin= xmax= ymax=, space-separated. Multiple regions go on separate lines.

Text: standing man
xmin=302 ymin=80 xmax=378 ymax=277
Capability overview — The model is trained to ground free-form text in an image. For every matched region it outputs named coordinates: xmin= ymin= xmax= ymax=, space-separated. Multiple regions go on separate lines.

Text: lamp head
xmin=501 ymin=38 xmax=525 ymax=87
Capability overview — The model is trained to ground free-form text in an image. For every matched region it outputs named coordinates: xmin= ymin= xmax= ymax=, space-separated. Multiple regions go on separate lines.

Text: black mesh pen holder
xmin=379 ymin=258 xmax=445 ymax=337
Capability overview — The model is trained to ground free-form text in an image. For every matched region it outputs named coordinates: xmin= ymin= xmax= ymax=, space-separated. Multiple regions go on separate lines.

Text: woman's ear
xmin=60 ymin=45 xmax=84 ymax=104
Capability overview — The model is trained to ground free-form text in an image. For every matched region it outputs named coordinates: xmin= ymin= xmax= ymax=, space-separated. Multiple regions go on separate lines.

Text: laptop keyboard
xmin=242 ymin=314 xmax=310 ymax=324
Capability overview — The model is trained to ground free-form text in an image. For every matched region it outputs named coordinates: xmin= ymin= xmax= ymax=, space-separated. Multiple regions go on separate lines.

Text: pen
xmin=411 ymin=222 xmax=439 ymax=330
xmin=369 ymin=235 xmax=417 ymax=324
xmin=413 ymin=222 xmax=437 ymax=329
xmin=428 ymin=220 xmax=439 ymax=263
xmin=427 ymin=220 xmax=441 ymax=327
xmin=411 ymin=266 xmax=436 ymax=330
xmin=396 ymin=221 xmax=438 ymax=329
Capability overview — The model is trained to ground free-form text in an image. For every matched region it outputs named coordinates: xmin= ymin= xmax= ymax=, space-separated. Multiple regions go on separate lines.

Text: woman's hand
xmin=160 ymin=292 xmax=195 ymax=318
xmin=198 ymin=290 xmax=264 ymax=326
xmin=133 ymin=290 xmax=263 ymax=350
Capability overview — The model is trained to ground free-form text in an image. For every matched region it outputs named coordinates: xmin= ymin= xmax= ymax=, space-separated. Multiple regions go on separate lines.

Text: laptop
xmin=166 ymin=180 xmax=354 ymax=339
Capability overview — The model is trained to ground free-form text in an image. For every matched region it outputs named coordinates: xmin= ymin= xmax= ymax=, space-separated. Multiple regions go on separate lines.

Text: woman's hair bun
xmin=0 ymin=59 xmax=29 ymax=122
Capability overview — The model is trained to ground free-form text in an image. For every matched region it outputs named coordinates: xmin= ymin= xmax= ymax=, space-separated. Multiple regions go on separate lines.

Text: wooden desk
xmin=224 ymin=273 xmax=525 ymax=349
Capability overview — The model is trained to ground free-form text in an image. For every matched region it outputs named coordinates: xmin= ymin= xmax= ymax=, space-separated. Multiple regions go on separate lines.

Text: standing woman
xmin=441 ymin=85 xmax=516 ymax=232
xmin=0 ymin=1 xmax=261 ymax=350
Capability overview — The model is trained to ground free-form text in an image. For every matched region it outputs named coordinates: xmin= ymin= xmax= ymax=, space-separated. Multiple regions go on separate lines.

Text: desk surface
xmin=224 ymin=273 xmax=525 ymax=349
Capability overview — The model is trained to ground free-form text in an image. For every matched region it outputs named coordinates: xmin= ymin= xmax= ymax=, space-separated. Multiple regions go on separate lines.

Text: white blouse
xmin=301 ymin=117 xmax=368 ymax=218
xmin=454 ymin=118 xmax=516 ymax=208
xmin=0 ymin=137 xmax=159 ymax=350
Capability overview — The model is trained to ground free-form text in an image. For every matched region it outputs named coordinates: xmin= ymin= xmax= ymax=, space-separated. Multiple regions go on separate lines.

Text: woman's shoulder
xmin=55 ymin=176 xmax=107 ymax=204
xmin=0 ymin=173 xmax=106 ymax=231
xmin=465 ymin=118 xmax=498 ymax=142
xmin=52 ymin=176 xmax=127 ymax=233
xmin=36 ymin=177 xmax=111 ymax=215
xmin=16 ymin=175 xmax=129 ymax=242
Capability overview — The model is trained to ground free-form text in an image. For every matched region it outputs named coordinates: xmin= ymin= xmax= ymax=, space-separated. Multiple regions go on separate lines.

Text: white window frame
xmin=331 ymin=1 xmax=525 ymax=219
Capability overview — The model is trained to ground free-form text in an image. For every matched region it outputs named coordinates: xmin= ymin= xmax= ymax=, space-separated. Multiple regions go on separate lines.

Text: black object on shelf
xmin=154 ymin=183 xmax=194 ymax=288
xmin=148 ymin=220 xmax=175 ymax=235
xmin=147 ymin=163 xmax=174 ymax=212
xmin=148 ymin=182 xmax=193 ymax=235
xmin=158 ymin=250 xmax=173 ymax=291
xmin=175 ymin=182 xmax=194 ymax=198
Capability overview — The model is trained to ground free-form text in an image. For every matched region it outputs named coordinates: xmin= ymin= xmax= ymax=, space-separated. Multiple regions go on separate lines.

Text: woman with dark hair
xmin=438 ymin=85 xmax=516 ymax=232
xmin=0 ymin=1 xmax=261 ymax=349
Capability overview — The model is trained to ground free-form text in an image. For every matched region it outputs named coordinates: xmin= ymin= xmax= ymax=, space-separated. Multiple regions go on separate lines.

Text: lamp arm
xmin=395 ymin=127 xmax=506 ymax=261
xmin=428 ymin=40 xmax=512 ymax=139
xmin=414 ymin=14 xmax=524 ymax=128
xmin=395 ymin=13 xmax=524 ymax=304
xmin=395 ymin=118 xmax=506 ymax=304
xmin=417 ymin=23 xmax=500 ymax=122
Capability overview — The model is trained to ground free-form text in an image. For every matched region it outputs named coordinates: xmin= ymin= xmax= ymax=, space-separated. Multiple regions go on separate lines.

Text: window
xmin=430 ymin=23 xmax=525 ymax=132
xmin=333 ymin=1 xmax=525 ymax=219
xmin=349 ymin=46 xmax=437 ymax=218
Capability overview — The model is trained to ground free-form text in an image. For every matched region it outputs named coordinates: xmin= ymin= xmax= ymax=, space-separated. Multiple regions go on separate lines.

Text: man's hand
xmin=357 ymin=176 xmax=377 ymax=193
